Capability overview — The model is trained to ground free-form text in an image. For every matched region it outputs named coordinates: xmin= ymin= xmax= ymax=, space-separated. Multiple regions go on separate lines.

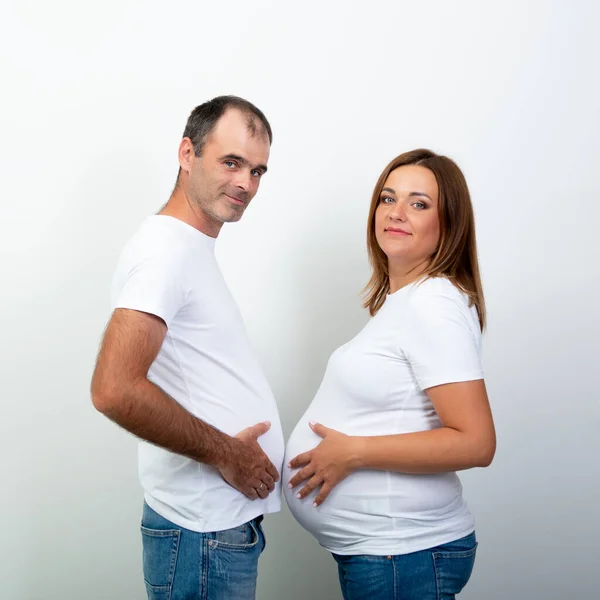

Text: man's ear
xmin=178 ymin=137 xmax=196 ymax=174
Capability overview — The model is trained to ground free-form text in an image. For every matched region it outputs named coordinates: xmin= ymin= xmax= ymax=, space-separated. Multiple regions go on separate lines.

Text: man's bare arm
xmin=90 ymin=308 xmax=279 ymax=499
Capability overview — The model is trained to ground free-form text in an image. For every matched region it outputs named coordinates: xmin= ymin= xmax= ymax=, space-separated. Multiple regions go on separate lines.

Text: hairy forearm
xmin=355 ymin=427 xmax=494 ymax=474
xmin=97 ymin=377 xmax=233 ymax=467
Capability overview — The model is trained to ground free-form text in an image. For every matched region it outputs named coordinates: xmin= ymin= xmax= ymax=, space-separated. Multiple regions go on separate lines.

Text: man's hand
xmin=217 ymin=421 xmax=280 ymax=500
xmin=288 ymin=422 xmax=363 ymax=506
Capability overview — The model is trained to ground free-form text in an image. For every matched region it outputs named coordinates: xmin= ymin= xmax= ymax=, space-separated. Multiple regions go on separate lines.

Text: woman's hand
xmin=288 ymin=422 xmax=364 ymax=506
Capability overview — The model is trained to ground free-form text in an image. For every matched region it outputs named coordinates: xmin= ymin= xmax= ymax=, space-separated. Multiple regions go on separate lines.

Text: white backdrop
xmin=1 ymin=1 xmax=599 ymax=598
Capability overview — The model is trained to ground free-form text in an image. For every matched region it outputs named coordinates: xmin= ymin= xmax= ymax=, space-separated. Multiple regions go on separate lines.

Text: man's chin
xmin=212 ymin=197 xmax=248 ymax=223
xmin=220 ymin=208 xmax=245 ymax=223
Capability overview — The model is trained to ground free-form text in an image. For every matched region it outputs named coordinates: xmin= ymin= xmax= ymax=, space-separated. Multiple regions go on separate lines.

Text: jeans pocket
xmin=332 ymin=554 xmax=392 ymax=600
xmin=213 ymin=519 xmax=261 ymax=550
xmin=255 ymin=517 xmax=266 ymax=554
xmin=141 ymin=526 xmax=181 ymax=600
xmin=432 ymin=542 xmax=478 ymax=599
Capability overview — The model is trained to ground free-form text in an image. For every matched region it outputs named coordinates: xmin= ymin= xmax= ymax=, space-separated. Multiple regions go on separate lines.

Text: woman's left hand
xmin=288 ymin=422 xmax=363 ymax=506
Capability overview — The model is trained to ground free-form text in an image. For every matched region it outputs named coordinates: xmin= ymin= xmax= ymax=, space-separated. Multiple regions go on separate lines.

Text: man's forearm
xmin=101 ymin=377 xmax=233 ymax=467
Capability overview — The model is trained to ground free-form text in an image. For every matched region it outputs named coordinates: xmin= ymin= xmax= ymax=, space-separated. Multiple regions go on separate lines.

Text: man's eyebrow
xmin=221 ymin=154 xmax=268 ymax=174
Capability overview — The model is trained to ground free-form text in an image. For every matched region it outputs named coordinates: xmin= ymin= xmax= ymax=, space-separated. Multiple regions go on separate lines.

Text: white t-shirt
xmin=284 ymin=277 xmax=483 ymax=556
xmin=111 ymin=215 xmax=284 ymax=533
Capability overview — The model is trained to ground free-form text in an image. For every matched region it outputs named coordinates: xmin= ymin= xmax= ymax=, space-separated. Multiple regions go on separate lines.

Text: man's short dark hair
xmin=182 ymin=95 xmax=273 ymax=157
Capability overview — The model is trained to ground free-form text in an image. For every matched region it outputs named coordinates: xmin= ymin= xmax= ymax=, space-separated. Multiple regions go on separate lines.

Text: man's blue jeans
xmin=141 ymin=502 xmax=266 ymax=600
xmin=332 ymin=532 xmax=478 ymax=600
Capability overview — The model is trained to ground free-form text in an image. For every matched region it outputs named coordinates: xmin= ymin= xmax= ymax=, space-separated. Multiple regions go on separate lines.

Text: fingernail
xmin=288 ymin=483 xmax=292 ymax=489
xmin=264 ymin=421 xmax=271 ymax=426
xmin=287 ymin=462 xmax=291 ymax=468
xmin=313 ymin=502 xmax=318 ymax=508
xmin=296 ymin=493 xmax=301 ymax=499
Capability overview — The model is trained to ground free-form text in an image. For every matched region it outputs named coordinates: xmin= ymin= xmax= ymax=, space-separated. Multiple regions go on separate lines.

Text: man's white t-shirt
xmin=111 ymin=215 xmax=285 ymax=533
xmin=284 ymin=277 xmax=483 ymax=556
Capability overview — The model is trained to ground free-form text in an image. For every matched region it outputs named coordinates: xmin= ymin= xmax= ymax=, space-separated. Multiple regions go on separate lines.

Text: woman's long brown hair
xmin=363 ymin=149 xmax=486 ymax=330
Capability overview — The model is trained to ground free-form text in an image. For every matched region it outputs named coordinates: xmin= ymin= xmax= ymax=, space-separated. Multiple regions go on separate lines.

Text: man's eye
xmin=251 ymin=169 xmax=261 ymax=177
xmin=225 ymin=161 xmax=236 ymax=168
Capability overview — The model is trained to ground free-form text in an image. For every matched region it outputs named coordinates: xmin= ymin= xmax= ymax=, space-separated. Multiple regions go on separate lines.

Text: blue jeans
xmin=141 ymin=502 xmax=266 ymax=600
xmin=333 ymin=532 xmax=478 ymax=600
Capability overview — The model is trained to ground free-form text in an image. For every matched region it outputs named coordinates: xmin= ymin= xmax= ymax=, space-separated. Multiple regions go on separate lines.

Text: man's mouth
xmin=224 ymin=193 xmax=246 ymax=206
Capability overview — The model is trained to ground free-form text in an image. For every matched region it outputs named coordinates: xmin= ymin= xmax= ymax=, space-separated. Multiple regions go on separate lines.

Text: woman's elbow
xmin=475 ymin=437 xmax=496 ymax=467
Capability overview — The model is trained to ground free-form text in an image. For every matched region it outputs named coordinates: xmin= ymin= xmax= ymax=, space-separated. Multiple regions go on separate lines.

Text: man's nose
xmin=233 ymin=170 xmax=252 ymax=191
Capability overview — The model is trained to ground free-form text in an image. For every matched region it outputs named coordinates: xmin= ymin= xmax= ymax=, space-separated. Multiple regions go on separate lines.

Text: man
xmin=91 ymin=96 xmax=284 ymax=599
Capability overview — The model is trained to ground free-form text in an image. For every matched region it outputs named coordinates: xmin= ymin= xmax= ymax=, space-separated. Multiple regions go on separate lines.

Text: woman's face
xmin=374 ymin=165 xmax=440 ymax=269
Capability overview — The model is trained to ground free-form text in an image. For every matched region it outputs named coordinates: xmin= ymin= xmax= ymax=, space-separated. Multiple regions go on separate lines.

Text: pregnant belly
xmin=283 ymin=421 xmax=394 ymax=550
xmin=283 ymin=421 xmax=468 ymax=553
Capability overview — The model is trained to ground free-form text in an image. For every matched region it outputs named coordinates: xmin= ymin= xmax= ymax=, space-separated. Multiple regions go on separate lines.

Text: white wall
xmin=1 ymin=1 xmax=598 ymax=598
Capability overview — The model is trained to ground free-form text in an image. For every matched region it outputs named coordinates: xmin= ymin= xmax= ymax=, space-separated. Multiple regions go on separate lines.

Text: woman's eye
xmin=380 ymin=196 xmax=394 ymax=204
xmin=413 ymin=202 xmax=426 ymax=210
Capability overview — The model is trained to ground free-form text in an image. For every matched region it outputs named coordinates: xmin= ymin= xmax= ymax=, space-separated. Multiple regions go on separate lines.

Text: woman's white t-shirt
xmin=284 ymin=277 xmax=484 ymax=556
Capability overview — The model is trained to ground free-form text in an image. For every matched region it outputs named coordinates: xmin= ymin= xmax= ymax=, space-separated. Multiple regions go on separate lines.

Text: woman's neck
xmin=388 ymin=259 xmax=429 ymax=294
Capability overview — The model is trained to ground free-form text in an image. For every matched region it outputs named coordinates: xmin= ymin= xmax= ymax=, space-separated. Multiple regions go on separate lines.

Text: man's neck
xmin=159 ymin=188 xmax=222 ymax=238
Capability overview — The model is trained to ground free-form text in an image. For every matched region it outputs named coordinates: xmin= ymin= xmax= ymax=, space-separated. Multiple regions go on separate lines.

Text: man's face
xmin=186 ymin=109 xmax=270 ymax=229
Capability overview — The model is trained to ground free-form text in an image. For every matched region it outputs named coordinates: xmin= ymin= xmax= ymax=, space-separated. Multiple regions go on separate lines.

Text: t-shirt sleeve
xmin=402 ymin=286 xmax=483 ymax=390
xmin=113 ymin=253 xmax=186 ymax=327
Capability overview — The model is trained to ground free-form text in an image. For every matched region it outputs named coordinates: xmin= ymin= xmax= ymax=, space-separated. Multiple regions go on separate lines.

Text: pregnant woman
xmin=284 ymin=149 xmax=496 ymax=600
